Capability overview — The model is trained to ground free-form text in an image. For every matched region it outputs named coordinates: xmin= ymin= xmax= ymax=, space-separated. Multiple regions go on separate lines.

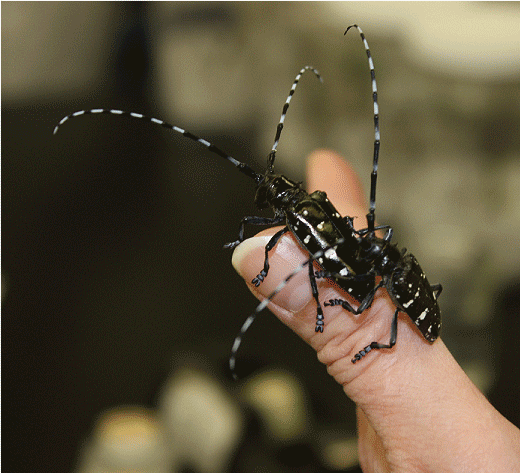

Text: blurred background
xmin=3 ymin=2 xmax=520 ymax=472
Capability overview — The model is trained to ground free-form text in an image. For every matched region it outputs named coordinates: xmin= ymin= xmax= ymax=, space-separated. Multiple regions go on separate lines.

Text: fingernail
xmin=231 ymin=235 xmax=314 ymax=313
xmin=231 ymin=235 xmax=272 ymax=275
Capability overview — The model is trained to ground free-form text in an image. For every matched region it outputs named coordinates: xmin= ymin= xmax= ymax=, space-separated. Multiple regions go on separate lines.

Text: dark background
xmin=3 ymin=3 xmax=520 ymax=472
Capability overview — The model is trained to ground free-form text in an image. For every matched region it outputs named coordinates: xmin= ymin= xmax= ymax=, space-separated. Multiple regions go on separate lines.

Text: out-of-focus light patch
xmin=240 ymin=369 xmax=310 ymax=441
xmin=95 ymin=407 xmax=163 ymax=462
xmin=158 ymin=367 xmax=244 ymax=473
xmin=155 ymin=27 xmax=253 ymax=128
xmin=320 ymin=435 xmax=359 ymax=471
xmin=75 ymin=406 xmax=171 ymax=472
xmin=2 ymin=2 xmax=118 ymax=100
xmin=322 ymin=2 xmax=520 ymax=80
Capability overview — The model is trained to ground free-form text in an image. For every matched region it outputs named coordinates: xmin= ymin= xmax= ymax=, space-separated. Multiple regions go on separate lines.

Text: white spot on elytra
xmin=317 ymin=221 xmax=325 ymax=230
xmin=303 ymin=210 xmax=309 ymax=216
xmin=340 ymin=268 xmax=349 ymax=277
xmin=324 ymin=248 xmax=337 ymax=260
xmin=303 ymin=235 xmax=311 ymax=245
xmin=403 ymin=299 xmax=413 ymax=308
xmin=418 ymin=308 xmax=429 ymax=321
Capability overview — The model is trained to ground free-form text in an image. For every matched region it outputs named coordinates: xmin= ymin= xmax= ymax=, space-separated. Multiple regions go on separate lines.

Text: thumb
xmin=232 ymin=149 xmax=520 ymax=471
xmin=231 ymin=149 xmax=370 ymax=344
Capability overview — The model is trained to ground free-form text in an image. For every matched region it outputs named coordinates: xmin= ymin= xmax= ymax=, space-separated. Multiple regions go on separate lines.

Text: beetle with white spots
xmin=53 ymin=25 xmax=442 ymax=379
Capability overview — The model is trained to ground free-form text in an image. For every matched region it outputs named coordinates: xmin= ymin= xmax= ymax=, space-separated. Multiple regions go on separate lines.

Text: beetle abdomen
xmin=388 ymin=254 xmax=441 ymax=342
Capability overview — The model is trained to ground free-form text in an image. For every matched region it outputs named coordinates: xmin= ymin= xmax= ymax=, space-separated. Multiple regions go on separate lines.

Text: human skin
xmin=231 ymin=149 xmax=520 ymax=472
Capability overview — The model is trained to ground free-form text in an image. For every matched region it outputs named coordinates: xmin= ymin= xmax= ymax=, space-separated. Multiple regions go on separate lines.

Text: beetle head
xmin=255 ymin=173 xmax=301 ymax=210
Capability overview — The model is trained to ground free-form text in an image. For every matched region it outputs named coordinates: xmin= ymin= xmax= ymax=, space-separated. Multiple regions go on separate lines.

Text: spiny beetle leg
xmin=252 ymin=227 xmax=290 ymax=287
xmin=223 ymin=215 xmax=284 ymax=249
xmin=352 ymin=307 xmax=399 ymax=363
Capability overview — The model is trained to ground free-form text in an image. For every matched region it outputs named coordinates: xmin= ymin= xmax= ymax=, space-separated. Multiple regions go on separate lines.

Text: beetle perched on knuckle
xmin=54 ymin=25 xmax=442 ymax=380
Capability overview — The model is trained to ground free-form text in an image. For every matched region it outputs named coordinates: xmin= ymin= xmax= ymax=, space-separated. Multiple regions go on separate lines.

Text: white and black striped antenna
xmin=266 ymin=66 xmax=323 ymax=173
xmin=54 ymin=66 xmax=321 ymax=184
xmin=345 ymin=24 xmax=380 ymax=233
xmin=54 ymin=108 xmax=262 ymax=183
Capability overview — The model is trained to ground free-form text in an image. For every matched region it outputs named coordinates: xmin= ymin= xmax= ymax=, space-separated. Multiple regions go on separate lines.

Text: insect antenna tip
xmin=344 ymin=24 xmax=358 ymax=35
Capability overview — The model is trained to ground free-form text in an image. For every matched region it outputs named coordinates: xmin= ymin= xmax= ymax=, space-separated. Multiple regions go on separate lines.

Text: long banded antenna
xmin=345 ymin=25 xmax=380 ymax=232
xmin=54 ymin=109 xmax=262 ymax=183
xmin=267 ymin=66 xmax=323 ymax=173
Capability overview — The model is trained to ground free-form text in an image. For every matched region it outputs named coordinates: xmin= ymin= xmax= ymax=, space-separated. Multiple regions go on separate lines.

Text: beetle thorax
xmin=359 ymin=235 xmax=401 ymax=275
xmin=254 ymin=173 xmax=304 ymax=211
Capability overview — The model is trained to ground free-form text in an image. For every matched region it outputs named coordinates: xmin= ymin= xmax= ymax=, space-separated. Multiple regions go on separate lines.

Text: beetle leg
xmin=352 ymin=307 xmax=399 ymax=363
xmin=307 ymin=260 xmax=325 ymax=332
xmin=223 ymin=215 xmax=285 ymax=249
xmin=325 ymin=279 xmax=384 ymax=314
xmin=430 ymin=284 xmax=443 ymax=299
xmin=252 ymin=227 xmax=290 ymax=287
xmin=354 ymin=224 xmax=392 ymax=237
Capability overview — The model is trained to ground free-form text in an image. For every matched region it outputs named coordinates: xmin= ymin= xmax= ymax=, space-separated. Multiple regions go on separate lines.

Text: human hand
xmin=231 ymin=149 xmax=520 ymax=472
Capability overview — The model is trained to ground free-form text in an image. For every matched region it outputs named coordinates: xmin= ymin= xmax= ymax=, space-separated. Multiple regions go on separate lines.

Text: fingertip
xmin=230 ymin=230 xmax=317 ymax=318
xmin=231 ymin=235 xmax=272 ymax=278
